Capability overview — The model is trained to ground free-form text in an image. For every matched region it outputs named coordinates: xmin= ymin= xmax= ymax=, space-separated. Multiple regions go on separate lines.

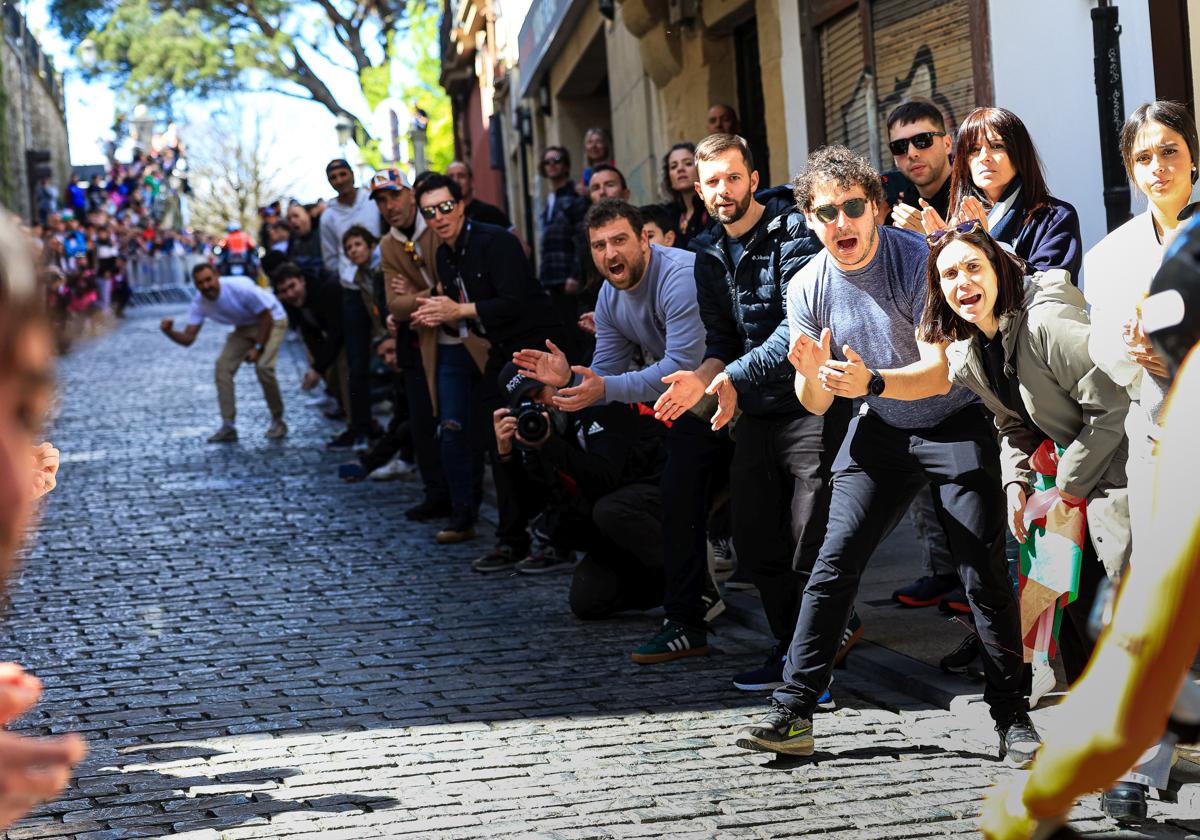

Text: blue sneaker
xmin=816 ymin=679 xmax=836 ymax=712
xmin=732 ymin=644 xmax=787 ymax=691
xmin=892 ymin=574 xmax=958 ymax=607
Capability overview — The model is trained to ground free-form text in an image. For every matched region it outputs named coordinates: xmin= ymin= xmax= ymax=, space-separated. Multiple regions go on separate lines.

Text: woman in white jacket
xmin=1081 ymin=99 xmax=1198 ymax=823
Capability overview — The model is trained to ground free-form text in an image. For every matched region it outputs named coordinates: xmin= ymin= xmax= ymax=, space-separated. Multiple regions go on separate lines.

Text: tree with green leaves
xmin=51 ymin=0 xmax=450 ymax=167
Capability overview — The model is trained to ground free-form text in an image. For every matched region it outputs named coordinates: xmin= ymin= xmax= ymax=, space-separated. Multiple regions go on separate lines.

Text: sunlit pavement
xmin=3 ymin=307 xmax=1196 ymax=839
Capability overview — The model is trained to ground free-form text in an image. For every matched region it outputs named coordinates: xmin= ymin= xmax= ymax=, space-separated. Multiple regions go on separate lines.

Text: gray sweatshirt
xmin=590 ymin=244 xmax=706 ymax=404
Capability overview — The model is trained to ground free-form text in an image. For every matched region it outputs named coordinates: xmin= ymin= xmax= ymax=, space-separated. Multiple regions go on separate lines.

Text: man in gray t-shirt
xmin=735 ymin=146 xmax=1036 ymax=767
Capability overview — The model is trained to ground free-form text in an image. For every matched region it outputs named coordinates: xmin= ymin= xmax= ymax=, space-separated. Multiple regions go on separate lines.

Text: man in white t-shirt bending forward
xmin=161 ymin=263 xmax=290 ymax=443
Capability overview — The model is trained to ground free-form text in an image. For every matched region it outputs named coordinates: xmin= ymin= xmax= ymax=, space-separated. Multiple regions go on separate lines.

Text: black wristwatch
xmin=867 ymin=369 xmax=885 ymax=396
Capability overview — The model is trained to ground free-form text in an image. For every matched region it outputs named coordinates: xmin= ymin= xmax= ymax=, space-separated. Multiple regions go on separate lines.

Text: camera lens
xmin=516 ymin=409 xmax=549 ymax=442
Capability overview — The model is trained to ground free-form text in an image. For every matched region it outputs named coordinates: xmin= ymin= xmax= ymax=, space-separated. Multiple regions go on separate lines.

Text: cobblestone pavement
xmin=2 ymin=307 xmax=1197 ymax=839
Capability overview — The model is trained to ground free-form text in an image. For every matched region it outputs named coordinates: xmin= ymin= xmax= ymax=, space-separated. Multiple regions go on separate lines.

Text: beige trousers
xmin=215 ymin=319 xmax=288 ymax=424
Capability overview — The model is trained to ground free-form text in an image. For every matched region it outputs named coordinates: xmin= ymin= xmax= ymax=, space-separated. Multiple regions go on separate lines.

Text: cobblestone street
xmin=1 ymin=307 xmax=1197 ymax=839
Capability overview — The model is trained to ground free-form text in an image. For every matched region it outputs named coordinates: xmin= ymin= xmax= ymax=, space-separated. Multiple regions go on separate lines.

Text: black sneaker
xmin=405 ymin=498 xmax=452 ymax=522
xmin=515 ymin=546 xmax=576 ymax=574
xmin=939 ymin=633 xmax=980 ymax=675
xmin=997 ymin=712 xmax=1042 ymax=768
xmin=472 ymin=545 xmax=520 ymax=573
xmin=735 ymin=700 xmax=814 ymax=756
xmin=938 ymin=587 xmax=972 ymax=614
xmin=702 ymin=573 xmax=726 ymax=623
xmin=326 ymin=429 xmax=359 ymax=450
xmin=1101 ymin=782 xmax=1149 ymax=826
xmin=732 ymin=642 xmax=787 ymax=691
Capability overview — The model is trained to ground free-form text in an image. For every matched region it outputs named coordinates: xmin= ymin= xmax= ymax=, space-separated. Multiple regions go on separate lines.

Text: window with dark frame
xmin=800 ymin=0 xmax=993 ymax=170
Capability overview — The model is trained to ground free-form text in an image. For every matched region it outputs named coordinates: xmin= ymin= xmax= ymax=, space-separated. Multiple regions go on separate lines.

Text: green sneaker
xmin=735 ymin=700 xmax=815 ymax=756
xmin=630 ymin=620 xmax=709 ymax=664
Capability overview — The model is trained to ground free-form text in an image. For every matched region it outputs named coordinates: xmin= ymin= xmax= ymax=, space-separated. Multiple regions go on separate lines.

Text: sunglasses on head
xmin=925 ymin=218 xmax=985 ymax=245
xmin=888 ymin=131 xmax=947 ymax=157
xmin=811 ymin=198 xmax=868 ymax=225
xmin=419 ymin=199 xmax=458 ymax=220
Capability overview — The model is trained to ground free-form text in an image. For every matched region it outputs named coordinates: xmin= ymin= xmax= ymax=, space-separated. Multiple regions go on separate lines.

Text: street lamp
xmin=409 ymin=107 xmax=429 ymax=174
xmin=130 ymin=103 xmax=155 ymax=151
xmin=77 ymin=38 xmax=97 ymax=70
xmin=334 ymin=112 xmax=355 ymax=156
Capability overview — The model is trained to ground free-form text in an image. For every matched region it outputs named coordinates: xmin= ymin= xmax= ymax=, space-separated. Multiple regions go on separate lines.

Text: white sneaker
xmin=710 ymin=537 xmax=736 ymax=576
xmin=1029 ymin=656 xmax=1057 ymax=709
xmin=368 ymin=455 xmax=417 ymax=481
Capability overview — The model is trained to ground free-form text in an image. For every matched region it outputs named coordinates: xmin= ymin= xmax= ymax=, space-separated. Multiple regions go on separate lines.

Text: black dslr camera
xmin=509 ymin=400 xmax=551 ymax=448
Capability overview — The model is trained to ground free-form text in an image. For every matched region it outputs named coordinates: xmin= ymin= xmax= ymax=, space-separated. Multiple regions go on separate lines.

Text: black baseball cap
xmin=498 ymin=362 xmax=544 ymax=406
xmin=325 ymin=158 xmax=352 ymax=175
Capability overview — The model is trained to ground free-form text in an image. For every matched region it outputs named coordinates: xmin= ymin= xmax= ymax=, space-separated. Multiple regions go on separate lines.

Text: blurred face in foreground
xmin=0 ymin=320 xmax=54 ymax=580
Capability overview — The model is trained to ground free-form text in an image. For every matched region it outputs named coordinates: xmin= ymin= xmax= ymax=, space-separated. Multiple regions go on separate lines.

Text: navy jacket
xmin=989 ymin=185 xmax=1083 ymax=283
xmin=436 ymin=221 xmax=564 ymax=361
xmin=691 ymin=186 xmax=822 ymax=416
xmin=538 ymin=183 xmax=587 ymax=288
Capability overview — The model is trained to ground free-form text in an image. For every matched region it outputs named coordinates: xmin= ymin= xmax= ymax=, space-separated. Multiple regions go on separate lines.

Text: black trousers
xmin=730 ymin=404 xmax=850 ymax=644
xmin=660 ymin=412 xmax=732 ymax=629
xmin=569 ymin=483 xmax=665 ymax=620
xmin=340 ymin=289 xmax=376 ymax=436
xmin=402 ymin=365 xmax=449 ymax=506
xmin=774 ymin=407 xmax=1025 ymax=722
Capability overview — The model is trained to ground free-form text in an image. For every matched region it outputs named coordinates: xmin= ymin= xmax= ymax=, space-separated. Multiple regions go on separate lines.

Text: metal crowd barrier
xmin=127 ymin=252 xmax=203 ymax=305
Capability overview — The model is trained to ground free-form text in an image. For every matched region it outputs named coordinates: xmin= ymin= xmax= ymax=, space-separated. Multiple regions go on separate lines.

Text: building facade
xmin=0 ymin=4 xmax=71 ymax=221
xmin=443 ymin=0 xmax=1198 ymax=275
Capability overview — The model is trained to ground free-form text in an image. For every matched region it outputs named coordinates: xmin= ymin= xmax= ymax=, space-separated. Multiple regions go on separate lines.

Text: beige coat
xmin=381 ymin=217 xmax=488 ymax=414
xmin=946 ymin=270 xmax=1133 ymax=577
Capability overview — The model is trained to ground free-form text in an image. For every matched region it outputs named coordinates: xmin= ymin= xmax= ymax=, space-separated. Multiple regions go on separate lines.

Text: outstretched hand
xmin=513 ymin=340 xmax=571 ymax=387
xmin=788 ymin=328 xmax=832 ymax=382
xmin=654 ymin=370 xmax=706 ymax=421
xmin=551 ymin=366 xmax=604 ymax=412
xmin=30 ymin=443 xmax=59 ymax=501
xmin=705 ymin=372 xmax=737 ymax=431
xmin=818 ymin=344 xmax=870 ymax=397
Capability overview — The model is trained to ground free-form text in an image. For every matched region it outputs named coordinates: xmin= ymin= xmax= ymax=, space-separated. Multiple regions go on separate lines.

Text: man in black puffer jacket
xmin=655 ymin=134 xmax=854 ymax=692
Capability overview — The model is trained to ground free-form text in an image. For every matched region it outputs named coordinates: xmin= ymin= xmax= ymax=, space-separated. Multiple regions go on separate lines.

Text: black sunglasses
xmin=419 ymin=199 xmax=458 ymax=219
xmin=542 ymin=156 xmax=566 ymax=167
xmin=888 ymin=131 xmax=947 ymax=157
xmin=925 ymin=218 xmax=984 ymax=245
xmin=811 ymin=198 xmax=867 ymax=225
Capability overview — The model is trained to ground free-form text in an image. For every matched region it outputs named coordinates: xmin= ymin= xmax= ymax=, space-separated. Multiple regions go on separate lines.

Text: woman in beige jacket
xmin=920 ymin=222 xmax=1131 ymax=689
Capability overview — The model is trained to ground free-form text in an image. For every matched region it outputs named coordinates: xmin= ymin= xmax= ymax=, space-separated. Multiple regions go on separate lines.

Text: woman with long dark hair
xmin=659 ymin=142 xmax=709 ymax=248
xmin=920 ymin=221 xmax=1130 ymax=695
xmin=926 ymin=107 xmax=1082 ymax=281
xmin=1081 ymin=100 xmax=1200 ymax=820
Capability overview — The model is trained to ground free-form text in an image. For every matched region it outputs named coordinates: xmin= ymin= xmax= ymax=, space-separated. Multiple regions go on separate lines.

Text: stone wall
xmin=0 ymin=14 xmax=71 ymax=220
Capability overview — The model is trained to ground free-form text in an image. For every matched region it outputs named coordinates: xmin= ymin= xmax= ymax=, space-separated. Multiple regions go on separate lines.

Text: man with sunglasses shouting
xmin=412 ymin=174 xmax=568 ymax=565
xmin=653 ymin=133 xmax=856 ymax=689
xmin=734 ymin=145 xmax=1039 ymax=767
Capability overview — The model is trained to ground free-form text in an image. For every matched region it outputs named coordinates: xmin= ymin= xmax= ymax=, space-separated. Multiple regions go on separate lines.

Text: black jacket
xmin=502 ymin=401 xmax=666 ymax=509
xmin=436 ymin=221 xmax=564 ymax=361
xmin=691 ymin=186 xmax=822 ymax=416
xmin=284 ymin=278 xmax=344 ymax=375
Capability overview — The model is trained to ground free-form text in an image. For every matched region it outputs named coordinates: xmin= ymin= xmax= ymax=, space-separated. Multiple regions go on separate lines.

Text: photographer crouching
xmin=492 ymin=363 xmax=669 ymax=619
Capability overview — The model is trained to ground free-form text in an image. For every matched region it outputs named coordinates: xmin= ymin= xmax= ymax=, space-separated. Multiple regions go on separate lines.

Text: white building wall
xmin=988 ymin=0 xmax=1157 ymax=254
xmin=778 ymin=0 xmax=810 ymax=176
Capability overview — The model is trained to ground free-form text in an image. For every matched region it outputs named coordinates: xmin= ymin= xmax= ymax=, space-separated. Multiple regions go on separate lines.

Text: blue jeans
xmin=435 ymin=344 xmax=483 ymax=522
xmin=341 ymin=288 xmax=374 ymax=435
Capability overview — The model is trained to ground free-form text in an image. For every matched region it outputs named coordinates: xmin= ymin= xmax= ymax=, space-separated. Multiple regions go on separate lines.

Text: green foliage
xmin=394 ymin=1 xmax=452 ymax=171
xmin=87 ymin=2 xmax=246 ymax=111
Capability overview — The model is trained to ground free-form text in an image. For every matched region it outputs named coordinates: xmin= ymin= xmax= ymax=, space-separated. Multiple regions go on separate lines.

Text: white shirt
xmin=186 ymin=276 xmax=286 ymax=327
xmin=320 ymin=188 xmax=383 ymax=289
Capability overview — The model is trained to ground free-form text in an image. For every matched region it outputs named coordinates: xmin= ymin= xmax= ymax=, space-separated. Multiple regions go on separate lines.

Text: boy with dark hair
xmin=638 ymin=204 xmax=677 ymax=248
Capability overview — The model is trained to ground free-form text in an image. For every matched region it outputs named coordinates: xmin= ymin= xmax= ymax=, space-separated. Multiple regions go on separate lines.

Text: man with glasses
xmin=412 ymin=174 xmax=567 ymax=562
xmin=538 ymin=146 xmax=588 ymax=321
xmin=652 ymin=133 xmax=855 ymax=687
xmin=883 ymin=100 xmax=953 ymax=233
xmin=734 ymin=145 xmax=1038 ymax=767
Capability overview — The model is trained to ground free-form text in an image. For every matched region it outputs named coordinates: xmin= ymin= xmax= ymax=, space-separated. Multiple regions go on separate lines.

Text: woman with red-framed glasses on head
xmin=920 ymin=220 xmax=1131 ymax=709
xmin=922 ymin=107 xmax=1083 ymax=283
